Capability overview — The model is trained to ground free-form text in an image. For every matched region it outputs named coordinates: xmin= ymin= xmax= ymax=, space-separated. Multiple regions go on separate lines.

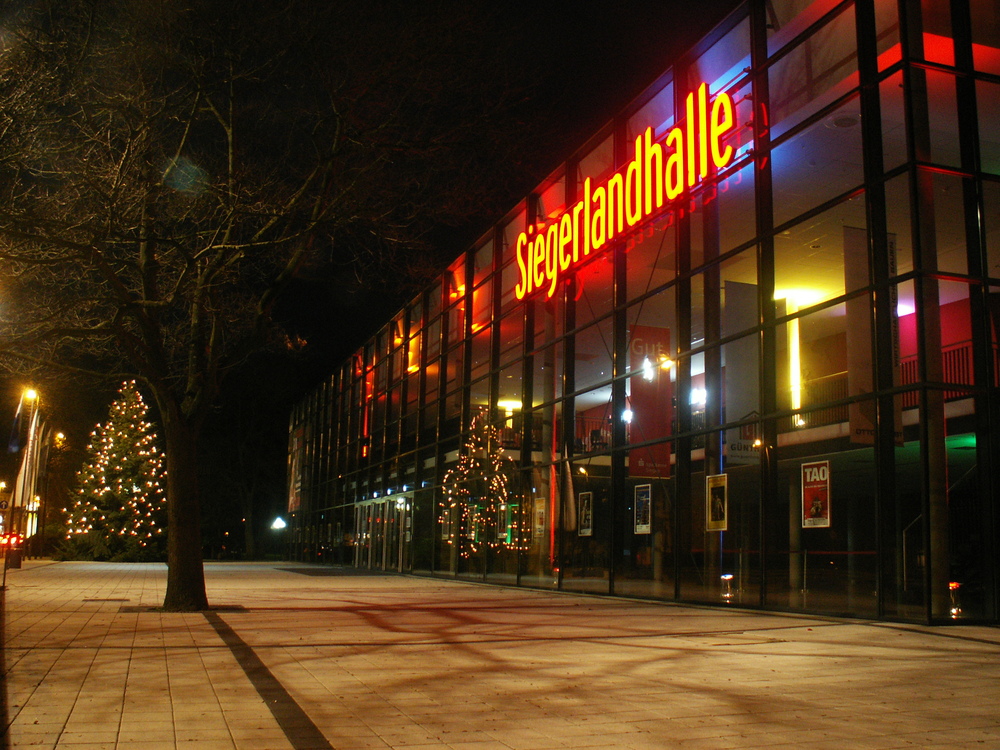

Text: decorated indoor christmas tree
xmin=439 ymin=408 xmax=524 ymax=559
xmin=63 ymin=380 xmax=167 ymax=561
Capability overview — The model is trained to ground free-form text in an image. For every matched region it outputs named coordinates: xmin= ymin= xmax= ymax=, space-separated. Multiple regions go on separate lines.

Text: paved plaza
xmin=1 ymin=560 xmax=999 ymax=750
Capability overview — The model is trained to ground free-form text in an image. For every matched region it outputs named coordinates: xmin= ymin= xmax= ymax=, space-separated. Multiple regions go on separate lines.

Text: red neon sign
xmin=515 ymin=83 xmax=735 ymax=300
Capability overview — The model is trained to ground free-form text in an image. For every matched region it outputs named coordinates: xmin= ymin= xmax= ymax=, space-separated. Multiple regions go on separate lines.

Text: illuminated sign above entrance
xmin=515 ymin=84 xmax=736 ymax=300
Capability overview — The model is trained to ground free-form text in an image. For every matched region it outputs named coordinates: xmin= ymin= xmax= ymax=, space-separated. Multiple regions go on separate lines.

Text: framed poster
xmin=578 ymin=492 xmax=593 ymax=537
xmin=801 ymin=460 xmax=831 ymax=528
xmin=706 ymin=474 xmax=728 ymax=531
xmin=634 ymin=484 xmax=651 ymax=534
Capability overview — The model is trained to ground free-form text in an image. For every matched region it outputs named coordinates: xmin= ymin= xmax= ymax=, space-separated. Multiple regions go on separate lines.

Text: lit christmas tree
xmin=439 ymin=409 xmax=525 ymax=558
xmin=63 ymin=380 xmax=168 ymax=561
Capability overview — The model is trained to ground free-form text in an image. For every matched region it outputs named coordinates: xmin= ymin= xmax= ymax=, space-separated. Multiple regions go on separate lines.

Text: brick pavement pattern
xmin=2 ymin=560 xmax=999 ymax=749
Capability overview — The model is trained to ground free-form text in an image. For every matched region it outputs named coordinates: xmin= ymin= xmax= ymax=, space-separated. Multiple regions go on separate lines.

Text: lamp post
xmin=8 ymin=388 xmax=46 ymax=567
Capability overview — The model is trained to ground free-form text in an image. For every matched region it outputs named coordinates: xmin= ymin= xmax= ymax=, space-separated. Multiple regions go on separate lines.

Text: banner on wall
xmin=287 ymin=425 xmax=303 ymax=512
xmin=634 ymin=484 xmax=652 ymax=534
xmin=801 ymin=460 xmax=831 ymax=528
xmin=628 ymin=325 xmax=673 ymax=477
xmin=705 ymin=473 xmax=727 ymax=532
xmin=578 ymin=492 xmax=593 ymax=537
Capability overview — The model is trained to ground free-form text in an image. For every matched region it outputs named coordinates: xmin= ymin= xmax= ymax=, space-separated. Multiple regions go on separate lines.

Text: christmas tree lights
xmin=439 ymin=409 xmax=528 ymax=558
xmin=62 ymin=380 xmax=168 ymax=561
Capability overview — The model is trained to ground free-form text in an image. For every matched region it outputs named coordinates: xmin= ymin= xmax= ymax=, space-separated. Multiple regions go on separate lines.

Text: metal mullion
xmin=751 ymin=0 xmax=776 ymax=610
xmin=951 ymin=0 xmax=998 ymax=620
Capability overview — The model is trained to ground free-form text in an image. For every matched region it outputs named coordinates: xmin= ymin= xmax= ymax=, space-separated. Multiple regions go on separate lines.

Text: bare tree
xmin=0 ymin=0 xmax=530 ymax=609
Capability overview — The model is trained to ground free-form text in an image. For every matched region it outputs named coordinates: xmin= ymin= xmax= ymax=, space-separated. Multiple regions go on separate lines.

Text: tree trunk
xmin=162 ymin=411 xmax=209 ymax=611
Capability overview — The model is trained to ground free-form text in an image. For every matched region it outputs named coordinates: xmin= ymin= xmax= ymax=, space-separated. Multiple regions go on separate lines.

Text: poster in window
xmin=801 ymin=460 xmax=831 ymax=528
xmin=706 ymin=474 xmax=728 ymax=531
xmin=578 ymin=492 xmax=593 ymax=537
xmin=533 ymin=497 xmax=546 ymax=539
xmin=634 ymin=484 xmax=651 ymax=534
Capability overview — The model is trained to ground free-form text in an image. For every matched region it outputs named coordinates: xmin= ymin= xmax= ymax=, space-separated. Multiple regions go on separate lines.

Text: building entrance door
xmin=353 ymin=496 xmax=411 ymax=572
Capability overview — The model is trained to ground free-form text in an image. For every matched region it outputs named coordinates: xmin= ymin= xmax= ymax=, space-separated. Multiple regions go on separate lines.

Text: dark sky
xmin=282 ymin=0 xmax=745 ymax=375
xmin=1 ymin=0 xmax=744 ymax=501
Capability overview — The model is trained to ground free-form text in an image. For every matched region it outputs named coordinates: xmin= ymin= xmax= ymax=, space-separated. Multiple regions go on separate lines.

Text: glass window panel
xmin=497 ymin=310 xmax=524 ymax=366
xmin=772 ymin=99 xmax=865 ymax=227
xmin=774 ymin=195 xmax=868 ymax=312
xmin=922 ymin=280 xmax=974 ymax=387
xmin=500 ymin=260 xmax=521 ymax=315
xmin=925 ymin=70 xmax=960 ymax=168
xmin=574 ymin=385 xmax=613 ymax=454
xmin=426 ymin=283 xmax=442 ymax=319
xmin=473 ymin=239 xmax=494 ymax=288
xmin=978 ymin=81 xmax=1000 ymax=176
xmin=691 ymin=157 xmax=756 ymax=269
xmin=471 ymin=282 xmax=492 ymax=329
xmin=627 ymin=279 xmax=677 ymax=364
xmin=469 ymin=376 xmax=490 ymax=413
xmin=767 ymin=0 xmax=844 ymax=55
xmin=575 ymin=255 xmax=615 ymax=328
xmin=425 ymin=317 xmax=441 ymax=362
xmin=769 ymin=6 xmax=858 ymax=138
xmin=689 ymin=18 xmax=750 ymax=93
xmin=626 ymin=215 xmax=676 ymax=299
xmin=985 ymin=180 xmax=1000 ymax=280
xmin=538 ymin=177 xmax=566 ymax=225
xmin=446 ymin=256 xmax=466 ymax=303
xmin=885 ymin=173 xmax=913 ymax=277
xmin=502 ymin=207 xmax=526 ymax=266
xmin=532 ymin=342 xmax=563 ymax=407
xmin=573 ymin=318 xmax=615 ymax=392
xmin=627 ymin=80 xmax=674 ymax=142
xmin=929 ymin=171 xmax=968 ymax=276
xmin=578 ymin=134 xmax=614 ymax=190
xmin=444 ymin=342 xmax=464 ymax=396
xmin=920 ymin=0 xmax=953 ymax=66
xmin=971 ymin=0 xmax=1000 ymax=74
xmin=875 ymin=0 xmax=900 ymax=71
xmin=881 ymin=71 xmax=907 ymax=173
xmin=469 ymin=326 xmax=491 ymax=381
xmin=498 ymin=362 xmax=523 ymax=410
xmin=446 ymin=298 xmax=466 ymax=346
xmin=560 ymin=464 xmax=611 ymax=595
xmin=532 ymin=288 xmax=564 ymax=343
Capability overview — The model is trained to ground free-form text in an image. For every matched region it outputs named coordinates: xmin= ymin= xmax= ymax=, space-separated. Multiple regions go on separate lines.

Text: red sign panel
xmin=801 ymin=460 xmax=831 ymax=528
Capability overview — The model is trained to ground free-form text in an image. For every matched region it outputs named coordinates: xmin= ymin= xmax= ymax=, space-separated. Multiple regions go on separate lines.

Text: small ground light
xmin=949 ymin=581 xmax=961 ymax=618
xmin=271 ymin=517 xmax=287 ymax=530
xmin=721 ymin=573 xmax=734 ymax=599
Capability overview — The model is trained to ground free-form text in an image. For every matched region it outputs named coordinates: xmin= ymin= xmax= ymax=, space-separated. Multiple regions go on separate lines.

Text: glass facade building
xmin=287 ymin=0 xmax=1000 ymax=623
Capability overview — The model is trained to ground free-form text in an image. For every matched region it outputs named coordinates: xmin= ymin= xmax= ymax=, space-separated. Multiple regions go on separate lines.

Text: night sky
xmin=1 ymin=0 xmax=743 ymax=542
xmin=281 ymin=0 xmax=745 ymax=370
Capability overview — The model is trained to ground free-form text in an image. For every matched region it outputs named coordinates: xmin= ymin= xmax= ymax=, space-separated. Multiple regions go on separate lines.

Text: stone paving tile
xmin=4 ymin=560 xmax=1000 ymax=749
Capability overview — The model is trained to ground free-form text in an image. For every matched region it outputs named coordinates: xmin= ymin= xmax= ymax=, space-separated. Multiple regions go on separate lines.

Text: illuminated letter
xmin=698 ymin=83 xmax=709 ymax=179
xmin=711 ymin=92 xmax=735 ymax=168
xmin=559 ymin=213 xmax=573 ymax=272
xmin=545 ymin=223 xmax=560 ymax=298
xmin=606 ymin=173 xmax=624 ymax=239
xmin=514 ymin=232 xmax=529 ymax=299
xmin=643 ymin=126 xmax=663 ymax=215
xmin=625 ymin=135 xmax=643 ymax=227
xmin=572 ymin=200 xmax=585 ymax=263
xmin=685 ymin=91 xmax=696 ymax=187
xmin=532 ymin=234 xmax=546 ymax=291
xmin=591 ymin=185 xmax=607 ymax=251
xmin=665 ymin=127 xmax=684 ymax=200
xmin=583 ymin=178 xmax=592 ymax=257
